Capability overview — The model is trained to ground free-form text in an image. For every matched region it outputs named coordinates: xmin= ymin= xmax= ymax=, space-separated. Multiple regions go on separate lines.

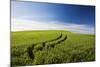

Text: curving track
xmin=27 ymin=32 xmax=67 ymax=60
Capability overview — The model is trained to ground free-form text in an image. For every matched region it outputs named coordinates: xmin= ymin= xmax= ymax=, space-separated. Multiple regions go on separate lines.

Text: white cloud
xmin=11 ymin=18 xmax=95 ymax=34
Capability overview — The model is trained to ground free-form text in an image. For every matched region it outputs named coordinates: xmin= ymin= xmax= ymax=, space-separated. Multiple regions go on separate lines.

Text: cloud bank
xmin=11 ymin=18 xmax=95 ymax=34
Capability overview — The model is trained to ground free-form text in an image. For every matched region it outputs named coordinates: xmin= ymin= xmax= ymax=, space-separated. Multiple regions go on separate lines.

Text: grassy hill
xmin=11 ymin=30 xmax=95 ymax=66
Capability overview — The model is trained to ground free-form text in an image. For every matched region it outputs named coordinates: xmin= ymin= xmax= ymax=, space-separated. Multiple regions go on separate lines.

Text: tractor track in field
xmin=27 ymin=32 xmax=67 ymax=60
xmin=34 ymin=32 xmax=63 ymax=45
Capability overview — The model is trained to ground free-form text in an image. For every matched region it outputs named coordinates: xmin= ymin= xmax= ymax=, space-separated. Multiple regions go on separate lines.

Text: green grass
xmin=11 ymin=30 xmax=95 ymax=66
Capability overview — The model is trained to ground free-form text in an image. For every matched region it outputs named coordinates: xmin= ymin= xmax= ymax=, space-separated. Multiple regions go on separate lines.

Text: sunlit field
xmin=11 ymin=30 xmax=95 ymax=66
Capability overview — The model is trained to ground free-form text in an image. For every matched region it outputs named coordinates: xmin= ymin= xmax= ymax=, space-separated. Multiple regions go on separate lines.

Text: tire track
xmin=27 ymin=45 xmax=35 ymax=60
xmin=46 ymin=34 xmax=67 ymax=48
xmin=35 ymin=33 xmax=62 ymax=45
xmin=45 ymin=33 xmax=62 ymax=43
xmin=27 ymin=32 xmax=67 ymax=60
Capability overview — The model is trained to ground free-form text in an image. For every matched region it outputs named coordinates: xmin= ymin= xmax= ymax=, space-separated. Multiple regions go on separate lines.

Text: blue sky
xmin=11 ymin=1 xmax=95 ymax=34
